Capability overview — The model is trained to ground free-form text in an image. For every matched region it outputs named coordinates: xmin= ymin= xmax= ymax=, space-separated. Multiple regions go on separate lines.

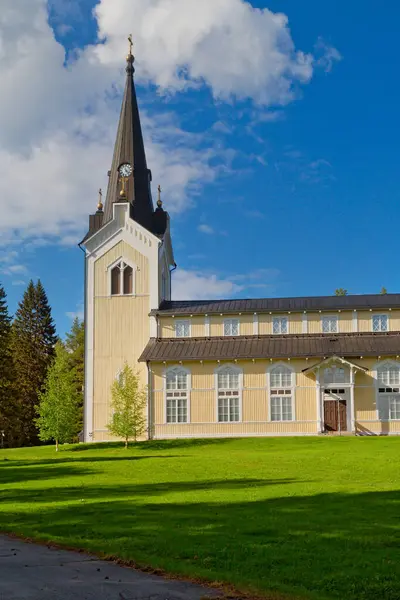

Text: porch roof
xmin=302 ymin=356 xmax=368 ymax=374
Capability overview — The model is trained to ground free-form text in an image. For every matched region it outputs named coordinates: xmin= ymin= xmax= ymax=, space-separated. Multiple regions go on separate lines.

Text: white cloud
xmin=172 ymin=269 xmax=243 ymax=300
xmin=198 ymin=224 xmax=214 ymax=234
xmin=94 ymin=0 xmax=315 ymax=105
xmin=315 ymin=37 xmax=342 ymax=73
xmin=11 ymin=280 xmax=26 ymax=286
xmin=66 ymin=309 xmax=84 ymax=321
xmin=0 ymin=0 xmax=339 ymax=247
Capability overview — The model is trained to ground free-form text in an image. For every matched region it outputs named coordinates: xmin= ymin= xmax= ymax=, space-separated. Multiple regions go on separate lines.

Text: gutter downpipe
xmin=147 ymin=360 xmax=153 ymax=441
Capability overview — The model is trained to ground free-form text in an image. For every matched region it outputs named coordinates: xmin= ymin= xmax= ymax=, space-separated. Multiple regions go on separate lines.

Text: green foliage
xmin=108 ymin=364 xmax=147 ymax=446
xmin=0 ymin=283 xmax=15 ymax=447
xmin=65 ymin=317 xmax=84 ymax=428
xmin=35 ymin=341 xmax=81 ymax=450
xmin=11 ymin=280 xmax=57 ymax=446
xmin=380 ymin=287 xmax=388 ymax=294
xmin=335 ymin=288 xmax=348 ymax=296
xmin=2 ymin=437 xmax=400 ymax=600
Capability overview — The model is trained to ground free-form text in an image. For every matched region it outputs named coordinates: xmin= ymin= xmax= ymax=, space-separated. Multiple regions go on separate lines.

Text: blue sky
xmin=1 ymin=0 xmax=399 ymax=336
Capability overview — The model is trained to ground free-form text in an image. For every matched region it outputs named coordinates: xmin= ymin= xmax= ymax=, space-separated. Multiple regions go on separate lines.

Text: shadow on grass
xmin=1 ymin=486 xmax=400 ymax=600
xmin=68 ymin=438 xmax=236 ymax=452
xmin=0 ymin=455 xmax=184 ymax=470
xmin=0 ymin=476 xmax=296 ymax=503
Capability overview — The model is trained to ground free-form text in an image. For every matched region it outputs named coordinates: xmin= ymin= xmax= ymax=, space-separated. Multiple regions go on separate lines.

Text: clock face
xmin=119 ymin=163 xmax=133 ymax=178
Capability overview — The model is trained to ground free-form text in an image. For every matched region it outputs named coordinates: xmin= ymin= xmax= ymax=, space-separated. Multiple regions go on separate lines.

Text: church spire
xmin=103 ymin=36 xmax=154 ymax=231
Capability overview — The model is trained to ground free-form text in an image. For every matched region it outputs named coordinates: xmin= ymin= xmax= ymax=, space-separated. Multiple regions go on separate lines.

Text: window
xmin=273 ymin=317 xmax=288 ymax=335
xmin=166 ymin=367 xmax=189 ymax=423
xmin=217 ymin=366 xmax=241 ymax=422
xmin=376 ymin=363 xmax=400 ymax=420
xmin=269 ymin=365 xmax=294 ymax=422
xmin=175 ymin=320 xmax=191 ymax=338
xmin=373 ymin=314 xmax=388 ymax=332
xmin=224 ymin=319 xmax=239 ymax=336
xmin=322 ymin=315 xmax=338 ymax=334
xmin=110 ymin=261 xmax=135 ymax=296
xmin=324 ymin=366 xmax=346 ymax=385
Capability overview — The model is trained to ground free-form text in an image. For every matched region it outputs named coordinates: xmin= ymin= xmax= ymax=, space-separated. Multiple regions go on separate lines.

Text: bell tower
xmin=80 ymin=37 xmax=175 ymax=443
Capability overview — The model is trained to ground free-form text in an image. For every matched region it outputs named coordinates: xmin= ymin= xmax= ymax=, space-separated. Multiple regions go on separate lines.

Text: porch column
xmin=316 ymin=367 xmax=322 ymax=433
xmin=350 ymin=365 xmax=356 ymax=433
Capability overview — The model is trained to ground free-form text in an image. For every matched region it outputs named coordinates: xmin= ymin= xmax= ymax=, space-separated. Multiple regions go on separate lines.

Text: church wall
xmin=157 ymin=309 xmax=400 ymax=338
xmin=92 ymin=240 xmax=151 ymax=440
xmin=147 ymin=357 xmax=400 ymax=438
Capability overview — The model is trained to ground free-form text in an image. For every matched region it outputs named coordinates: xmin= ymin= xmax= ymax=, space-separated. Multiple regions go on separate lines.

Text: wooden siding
xmin=92 ymin=241 xmax=150 ymax=440
xmin=158 ymin=309 xmax=399 ymax=338
xmin=94 ymin=240 xmax=149 ymax=297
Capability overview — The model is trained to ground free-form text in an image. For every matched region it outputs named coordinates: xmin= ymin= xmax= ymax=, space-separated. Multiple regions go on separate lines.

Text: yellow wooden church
xmin=81 ymin=48 xmax=400 ymax=442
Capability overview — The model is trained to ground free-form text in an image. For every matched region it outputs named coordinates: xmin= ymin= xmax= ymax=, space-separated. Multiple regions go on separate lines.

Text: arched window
xmin=110 ymin=261 xmax=135 ymax=296
xmin=376 ymin=363 xmax=400 ymax=420
xmin=324 ymin=366 xmax=346 ymax=385
xmin=165 ymin=367 xmax=189 ymax=423
xmin=269 ymin=365 xmax=294 ymax=422
xmin=216 ymin=365 xmax=241 ymax=422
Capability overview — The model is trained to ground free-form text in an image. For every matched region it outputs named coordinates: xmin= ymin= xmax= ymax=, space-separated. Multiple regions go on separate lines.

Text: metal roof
xmin=139 ymin=332 xmax=400 ymax=362
xmin=151 ymin=294 xmax=400 ymax=316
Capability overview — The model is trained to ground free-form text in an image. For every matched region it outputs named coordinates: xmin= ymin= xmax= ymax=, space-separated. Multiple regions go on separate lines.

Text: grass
xmin=1 ymin=437 xmax=400 ymax=600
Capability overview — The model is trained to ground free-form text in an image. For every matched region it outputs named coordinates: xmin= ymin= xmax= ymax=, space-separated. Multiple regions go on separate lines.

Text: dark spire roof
xmin=103 ymin=46 xmax=155 ymax=231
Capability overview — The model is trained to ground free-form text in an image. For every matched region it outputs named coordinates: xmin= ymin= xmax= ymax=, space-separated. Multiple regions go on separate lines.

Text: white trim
xmin=321 ymin=314 xmax=339 ymax=334
xmin=107 ymin=256 xmax=137 ymax=297
xmin=316 ymin=367 xmax=322 ymax=433
xmin=373 ymin=359 xmax=400 ymax=421
xmin=302 ymin=313 xmax=308 ymax=334
xmin=214 ymin=363 xmax=243 ymax=423
xmin=223 ymin=318 xmax=240 ymax=336
xmin=163 ymin=365 xmax=191 ymax=425
xmin=175 ymin=319 xmax=191 ymax=338
xmin=84 ymin=254 xmax=95 ymax=443
xmin=371 ymin=312 xmax=390 ymax=333
xmin=272 ymin=316 xmax=288 ymax=335
xmin=350 ymin=365 xmax=355 ymax=433
xmin=267 ymin=362 xmax=296 ymax=422
xmin=152 ymin=432 xmax=318 ymax=439
xmin=352 ymin=310 xmax=358 ymax=332
xmin=205 ymin=315 xmax=210 ymax=336
xmin=253 ymin=313 xmax=259 ymax=335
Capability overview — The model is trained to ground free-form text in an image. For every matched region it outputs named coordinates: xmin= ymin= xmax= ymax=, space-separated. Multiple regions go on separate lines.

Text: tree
xmin=65 ymin=317 xmax=85 ymax=428
xmin=335 ymin=288 xmax=348 ymax=296
xmin=36 ymin=341 xmax=81 ymax=451
xmin=108 ymin=364 xmax=147 ymax=447
xmin=11 ymin=280 xmax=57 ymax=446
xmin=0 ymin=283 xmax=15 ymax=448
xmin=380 ymin=287 xmax=388 ymax=294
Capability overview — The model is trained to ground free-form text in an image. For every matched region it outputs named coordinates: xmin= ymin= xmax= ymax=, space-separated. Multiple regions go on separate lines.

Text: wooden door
xmin=324 ymin=400 xmax=338 ymax=431
xmin=324 ymin=399 xmax=347 ymax=432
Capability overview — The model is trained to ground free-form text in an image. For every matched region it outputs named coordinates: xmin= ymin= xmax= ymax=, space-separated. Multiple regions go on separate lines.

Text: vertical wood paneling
xmin=94 ymin=240 xmax=149 ymax=297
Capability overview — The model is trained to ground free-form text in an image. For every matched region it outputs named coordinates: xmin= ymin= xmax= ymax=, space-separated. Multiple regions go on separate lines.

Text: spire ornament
xmin=97 ymin=188 xmax=104 ymax=213
xmin=157 ymin=184 xmax=163 ymax=208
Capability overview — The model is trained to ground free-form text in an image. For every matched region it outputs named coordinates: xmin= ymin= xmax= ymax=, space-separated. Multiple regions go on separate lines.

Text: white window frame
xmin=223 ymin=318 xmax=240 ymax=336
xmin=323 ymin=365 xmax=348 ymax=385
xmin=267 ymin=363 xmax=295 ymax=422
xmin=272 ymin=316 xmax=288 ymax=335
xmin=372 ymin=313 xmax=389 ymax=333
xmin=374 ymin=360 xmax=400 ymax=421
xmin=175 ymin=320 xmax=191 ymax=338
xmin=164 ymin=366 xmax=191 ymax=424
xmin=215 ymin=364 xmax=243 ymax=423
xmin=107 ymin=256 xmax=136 ymax=297
xmin=321 ymin=314 xmax=339 ymax=334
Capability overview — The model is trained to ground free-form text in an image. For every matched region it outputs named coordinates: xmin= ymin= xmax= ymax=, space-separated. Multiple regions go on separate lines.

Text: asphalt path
xmin=0 ymin=535 xmax=222 ymax=600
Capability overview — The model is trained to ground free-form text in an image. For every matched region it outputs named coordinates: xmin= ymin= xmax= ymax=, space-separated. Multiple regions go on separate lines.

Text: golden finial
xmin=97 ymin=188 xmax=104 ymax=212
xmin=157 ymin=184 xmax=163 ymax=208
xmin=127 ymin=34 xmax=134 ymax=60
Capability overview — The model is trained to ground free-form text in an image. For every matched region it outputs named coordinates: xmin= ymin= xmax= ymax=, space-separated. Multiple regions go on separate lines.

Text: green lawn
xmin=1 ymin=437 xmax=400 ymax=600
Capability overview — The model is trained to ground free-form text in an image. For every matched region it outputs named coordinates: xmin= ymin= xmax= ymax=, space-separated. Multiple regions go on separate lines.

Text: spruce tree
xmin=65 ymin=317 xmax=85 ymax=428
xmin=36 ymin=341 xmax=81 ymax=451
xmin=0 ymin=283 xmax=15 ymax=448
xmin=11 ymin=280 xmax=57 ymax=446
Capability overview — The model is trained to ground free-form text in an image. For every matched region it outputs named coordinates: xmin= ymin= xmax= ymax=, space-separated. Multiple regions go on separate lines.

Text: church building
xmin=81 ymin=46 xmax=400 ymax=442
